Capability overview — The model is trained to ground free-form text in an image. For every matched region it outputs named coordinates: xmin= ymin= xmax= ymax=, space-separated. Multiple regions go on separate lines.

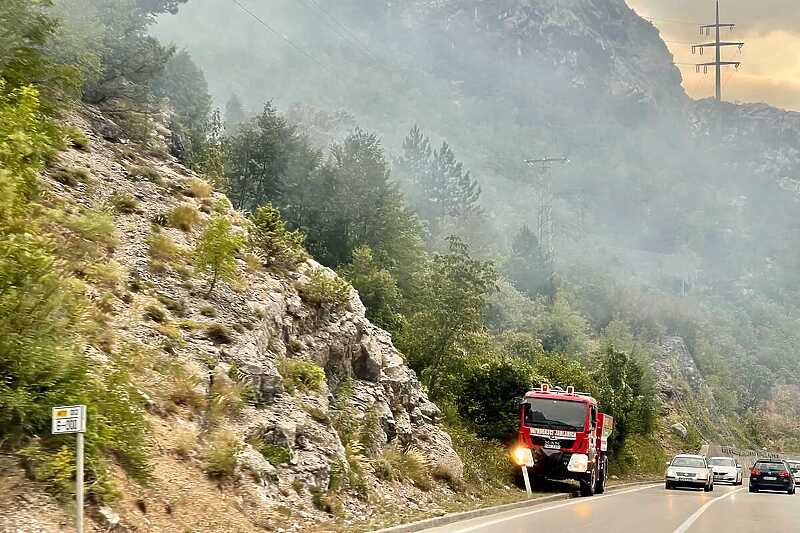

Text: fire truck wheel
xmin=579 ymin=467 xmax=597 ymax=497
xmin=595 ymin=457 xmax=607 ymax=494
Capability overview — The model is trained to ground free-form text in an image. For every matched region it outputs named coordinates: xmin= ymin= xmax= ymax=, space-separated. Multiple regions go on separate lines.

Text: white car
xmin=709 ymin=456 xmax=743 ymax=485
xmin=786 ymin=460 xmax=800 ymax=485
xmin=665 ymin=454 xmax=714 ymax=491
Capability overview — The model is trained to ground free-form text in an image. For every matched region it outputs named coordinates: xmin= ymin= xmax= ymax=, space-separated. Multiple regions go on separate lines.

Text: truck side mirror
xmin=665 ymin=461 xmax=671 ymax=467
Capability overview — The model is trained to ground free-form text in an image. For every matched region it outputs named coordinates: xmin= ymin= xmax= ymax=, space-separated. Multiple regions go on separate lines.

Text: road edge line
xmin=369 ymin=479 xmax=659 ymax=533
xmin=672 ymin=487 xmax=746 ymax=533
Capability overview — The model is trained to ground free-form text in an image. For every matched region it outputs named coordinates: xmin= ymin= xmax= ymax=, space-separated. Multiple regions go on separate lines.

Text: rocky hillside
xmin=1 ymin=107 xmax=462 ymax=533
xmin=651 ymin=336 xmax=738 ymax=445
xmin=397 ymin=0 xmax=685 ymax=105
xmin=690 ymin=99 xmax=800 ymax=190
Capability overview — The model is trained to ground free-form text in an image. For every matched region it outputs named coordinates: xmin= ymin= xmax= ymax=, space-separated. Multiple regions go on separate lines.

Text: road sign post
xmin=52 ymin=405 xmax=87 ymax=533
xmin=521 ymin=465 xmax=533 ymax=497
xmin=513 ymin=447 xmax=535 ymax=498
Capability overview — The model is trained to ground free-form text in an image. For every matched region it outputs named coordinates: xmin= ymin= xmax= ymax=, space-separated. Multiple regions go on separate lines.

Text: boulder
xmin=670 ymin=422 xmax=689 ymax=439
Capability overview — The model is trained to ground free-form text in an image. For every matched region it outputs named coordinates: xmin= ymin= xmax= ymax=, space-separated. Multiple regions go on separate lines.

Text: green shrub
xmin=338 ymin=245 xmax=402 ymax=330
xmin=253 ymin=441 xmax=291 ymax=466
xmin=0 ymin=85 xmax=149 ymax=499
xmin=51 ymin=166 xmax=91 ymax=187
xmin=203 ymin=430 xmax=242 ymax=478
xmin=64 ymin=210 xmax=119 ymax=251
xmin=168 ymin=204 xmax=201 ymax=232
xmin=278 ymin=358 xmax=326 ymax=394
xmin=194 ymin=216 xmax=244 ymax=296
xmin=19 ymin=443 xmax=76 ymax=497
xmin=299 ymin=269 xmax=351 ymax=309
xmin=110 ymin=192 xmax=139 ymax=214
xmin=458 ymin=354 xmax=539 ymax=441
xmin=64 ymin=126 xmax=90 ymax=151
xmin=345 ymin=440 xmax=370 ymax=500
xmin=444 ymin=423 xmax=514 ymax=487
xmin=127 ymin=165 xmax=163 ymax=184
xmin=248 ymin=204 xmax=307 ymax=269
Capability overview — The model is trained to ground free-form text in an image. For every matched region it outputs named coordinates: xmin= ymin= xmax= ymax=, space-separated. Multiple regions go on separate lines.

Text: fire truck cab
xmin=515 ymin=384 xmax=613 ymax=497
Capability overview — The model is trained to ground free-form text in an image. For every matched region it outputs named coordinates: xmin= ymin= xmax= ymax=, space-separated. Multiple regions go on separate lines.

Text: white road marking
xmin=449 ymin=483 xmax=662 ymax=533
xmin=672 ymin=487 xmax=746 ymax=533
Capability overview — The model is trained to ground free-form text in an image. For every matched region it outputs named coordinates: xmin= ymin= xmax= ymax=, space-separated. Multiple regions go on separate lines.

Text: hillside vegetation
xmin=2 ymin=0 xmax=798 ymax=531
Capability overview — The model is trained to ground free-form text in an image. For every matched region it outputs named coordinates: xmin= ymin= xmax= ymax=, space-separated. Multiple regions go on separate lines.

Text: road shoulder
xmin=371 ymin=480 xmax=659 ymax=533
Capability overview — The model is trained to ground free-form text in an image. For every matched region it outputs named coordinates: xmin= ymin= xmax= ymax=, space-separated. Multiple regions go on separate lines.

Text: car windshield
xmin=672 ymin=457 xmax=706 ymax=468
xmin=523 ymin=399 xmax=586 ymax=431
xmin=755 ymin=462 xmax=786 ymax=472
xmin=709 ymin=458 xmax=735 ymax=467
xmin=787 ymin=462 xmax=800 ymax=472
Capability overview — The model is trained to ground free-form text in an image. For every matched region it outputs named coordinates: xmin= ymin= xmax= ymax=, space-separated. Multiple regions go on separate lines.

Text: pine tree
xmin=504 ymin=224 xmax=554 ymax=298
xmin=397 ymin=125 xmax=481 ymax=238
xmin=224 ymin=102 xmax=298 ymax=211
xmin=224 ymin=93 xmax=246 ymax=133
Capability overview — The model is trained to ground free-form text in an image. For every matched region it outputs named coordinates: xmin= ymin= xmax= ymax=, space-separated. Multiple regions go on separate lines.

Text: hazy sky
xmin=627 ymin=0 xmax=800 ymax=110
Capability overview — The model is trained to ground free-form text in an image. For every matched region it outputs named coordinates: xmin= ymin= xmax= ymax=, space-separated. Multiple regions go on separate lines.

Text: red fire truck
xmin=514 ymin=384 xmax=614 ymax=496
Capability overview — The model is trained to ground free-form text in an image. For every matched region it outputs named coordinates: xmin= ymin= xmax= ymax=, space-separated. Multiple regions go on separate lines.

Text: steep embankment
xmin=1 ymin=107 xmax=462 ymax=532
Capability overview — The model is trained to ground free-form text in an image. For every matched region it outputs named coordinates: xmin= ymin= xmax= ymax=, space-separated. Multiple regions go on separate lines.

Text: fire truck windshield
xmin=524 ymin=399 xmax=587 ymax=431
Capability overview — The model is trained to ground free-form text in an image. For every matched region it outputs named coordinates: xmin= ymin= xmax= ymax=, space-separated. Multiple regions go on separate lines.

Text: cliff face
xmin=1 ymin=107 xmax=460 ymax=532
xmin=385 ymin=0 xmax=685 ymax=106
xmin=689 ymin=99 xmax=800 ymax=191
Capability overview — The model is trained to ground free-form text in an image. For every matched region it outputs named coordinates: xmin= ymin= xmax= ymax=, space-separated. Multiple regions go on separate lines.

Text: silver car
xmin=709 ymin=456 xmax=743 ymax=485
xmin=787 ymin=460 xmax=800 ymax=485
xmin=665 ymin=454 xmax=714 ymax=491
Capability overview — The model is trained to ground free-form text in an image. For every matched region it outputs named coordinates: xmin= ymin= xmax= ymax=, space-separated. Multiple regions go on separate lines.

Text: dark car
xmin=749 ymin=459 xmax=796 ymax=494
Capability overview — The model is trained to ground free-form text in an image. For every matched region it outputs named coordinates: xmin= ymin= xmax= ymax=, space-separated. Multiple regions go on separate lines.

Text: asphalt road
xmin=421 ymin=482 xmax=799 ymax=533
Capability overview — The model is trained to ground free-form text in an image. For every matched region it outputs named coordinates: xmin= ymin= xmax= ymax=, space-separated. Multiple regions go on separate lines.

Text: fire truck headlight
xmin=513 ymin=447 xmax=534 ymax=467
xmin=567 ymin=454 xmax=589 ymax=473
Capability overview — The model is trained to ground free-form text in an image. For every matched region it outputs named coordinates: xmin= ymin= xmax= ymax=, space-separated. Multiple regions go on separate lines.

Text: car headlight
xmin=567 ymin=454 xmax=589 ymax=473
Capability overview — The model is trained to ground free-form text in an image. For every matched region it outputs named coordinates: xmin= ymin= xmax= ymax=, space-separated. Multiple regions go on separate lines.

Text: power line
xmin=295 ymin=0 xmax=386 ymax=68
xmin=692 ymin=0 xmax=744 ymax=101
xmin=304 ymin=0 xmax=384 ymax=63
xmin=229 ymin=0 xmax=331 ymax=74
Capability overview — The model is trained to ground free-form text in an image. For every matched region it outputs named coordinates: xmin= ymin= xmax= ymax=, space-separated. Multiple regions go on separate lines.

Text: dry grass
xmin=373 ymin=446 xmax=432 ymax=490
xmin=168 ymin=204 xmax=201 ymax=232
xmin=127 ymin=164 xmax=163 ymax=185
xmin=52 ymin=166 xmax=91 ymax=187
xmin=189 ymin=178 xmax=213 ymax=199
xmin=111 ymin=192 xmax=139 ymax=214
xmin=167 ymin=364 xmax=206 ymax=410
xmin=173 ymin=427 xmax=198 ymax=460
xmin=203 ymin=430 xmax=242 ymax=479
xmin=85 ymin=259 xmax=125 ymax=288
xmin=148 ymin=233 xmax=188 ymax=266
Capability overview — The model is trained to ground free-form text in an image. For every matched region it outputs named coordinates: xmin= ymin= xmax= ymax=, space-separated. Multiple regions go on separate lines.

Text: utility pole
xmin=523 ymin=157 xmax=569 ymax=263
xmin=692 ymin=0 xmax=744 ymax=101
